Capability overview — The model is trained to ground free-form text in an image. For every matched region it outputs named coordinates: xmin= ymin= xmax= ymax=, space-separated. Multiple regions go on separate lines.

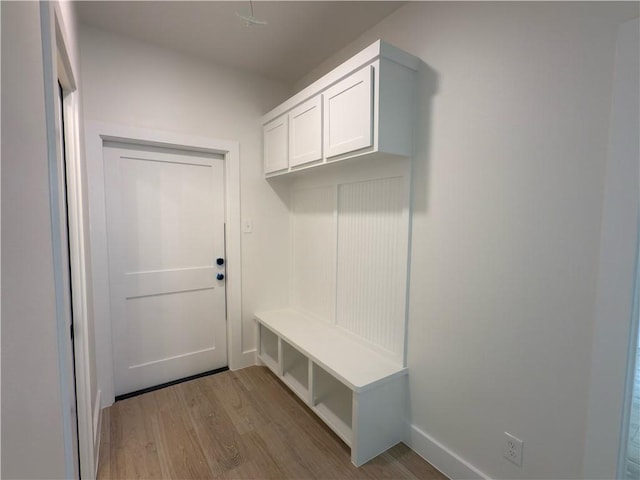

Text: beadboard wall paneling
xmin=336 ymin=177 xmax=408 ymax=360
xmin=291 ymin=186 xmax=337 ymax=323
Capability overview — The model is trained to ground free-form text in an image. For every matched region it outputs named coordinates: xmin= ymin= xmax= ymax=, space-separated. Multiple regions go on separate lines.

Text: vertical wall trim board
xmin=224 ymin=143 xmax=245 ymax=371
xmin=583 ymin=17 xmax=640 ymax=479
xmin=612 ymin=18 xmax=640 ymax=480
xmin=1 ymin=3 xmax=3 ymax=471
xmin=93 ymin=389 xmax=102 ymax=476
xmin=93 ymin=389 xmax=101 ymax=448
xmin=39 ymin=3 xmax=77 ymax=477
xmin=333 ymin=185 xmax=340 ymax=326
xmin=618 ymin=221 xmax=640 ymax=477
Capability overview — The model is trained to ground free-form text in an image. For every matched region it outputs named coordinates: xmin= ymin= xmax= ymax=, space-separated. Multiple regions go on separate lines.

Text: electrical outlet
xmin=503 ymin=432 xmax=523 ymax=466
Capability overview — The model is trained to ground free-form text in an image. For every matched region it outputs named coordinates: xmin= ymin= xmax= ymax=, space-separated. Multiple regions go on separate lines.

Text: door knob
xmin=216 ymin=273 xmax=225 ymax=281
xmin=216 ymin=258 xmax=224 ymax=266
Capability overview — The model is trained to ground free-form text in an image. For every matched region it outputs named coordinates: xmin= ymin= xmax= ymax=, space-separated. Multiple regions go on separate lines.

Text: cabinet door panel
xmin=264 ymin=115 xmax=288 ymax=174
xmin=323 ymin=65 xmax=373 ymax=159
xmin=289 ymin=96 xmax=322 ymax=168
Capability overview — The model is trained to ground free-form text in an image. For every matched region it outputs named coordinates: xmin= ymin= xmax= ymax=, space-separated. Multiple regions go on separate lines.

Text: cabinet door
xmin=323 ymin=65 xmax=373 ymax=159
xmin=289 ymin=96 xmax=322 ymax=168
xmin=264 ymin=115 xmax=288 ymax=174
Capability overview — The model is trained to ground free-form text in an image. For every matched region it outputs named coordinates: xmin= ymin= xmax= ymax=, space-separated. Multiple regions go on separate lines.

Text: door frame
xmin=86 ymin=122 xmax=243 ymax=409
xmin=41 ymin=2 xmax=91 ymax=478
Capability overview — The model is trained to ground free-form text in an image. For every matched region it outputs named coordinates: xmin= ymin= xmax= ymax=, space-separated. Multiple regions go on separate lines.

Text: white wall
xmin=1 ymin=2 xmax=67 ymax=477
xmin=294 ymin=2 xmax=639 ymax=479
xmin=79 ymin=26 xmax=291 ymax=399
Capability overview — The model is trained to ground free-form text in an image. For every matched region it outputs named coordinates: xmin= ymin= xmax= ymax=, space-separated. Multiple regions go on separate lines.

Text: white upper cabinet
xmin=264 ymin=115 xmax=288 ymax=175
xmin=323 ymin=65 xmax=373 ymax=159
xmin=289 ymin=96 xmax=323 ymax=168
xmin=262 ymin=40 xmax=419 ymax=177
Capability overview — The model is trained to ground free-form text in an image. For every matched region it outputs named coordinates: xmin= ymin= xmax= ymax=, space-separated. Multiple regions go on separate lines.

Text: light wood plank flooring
xmin=98 ymin=366 xmax=447 ymax=479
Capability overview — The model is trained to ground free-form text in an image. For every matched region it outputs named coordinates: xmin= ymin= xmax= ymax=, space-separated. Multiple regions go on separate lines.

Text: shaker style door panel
xmin=323 ymin=65 xmax=373 ymax=159
xmin=264 ymin=115 xmax=289 ymax=174
xmin=289 ymin=96 xmax=323 ymax=168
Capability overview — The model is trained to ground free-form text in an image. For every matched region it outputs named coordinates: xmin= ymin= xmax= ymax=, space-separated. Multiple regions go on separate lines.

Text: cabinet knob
xmin=216 ymin=258 xmax=224 ymax=266
xmin=216 ymin=273 xmax=225 ymax=281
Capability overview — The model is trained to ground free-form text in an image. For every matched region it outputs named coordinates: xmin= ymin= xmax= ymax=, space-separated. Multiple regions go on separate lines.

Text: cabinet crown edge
xmin=262 ymin=39 xmax=419 ymax=125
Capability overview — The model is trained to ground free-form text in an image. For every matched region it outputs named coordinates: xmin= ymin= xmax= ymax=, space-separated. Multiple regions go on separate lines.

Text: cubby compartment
xmin=312 ymin=362 xmax=353 ymax=445
xmin=281 ymin=340 xmax=310 ymax=402
xmin=258 ymin=323 xmax=279 ymax=373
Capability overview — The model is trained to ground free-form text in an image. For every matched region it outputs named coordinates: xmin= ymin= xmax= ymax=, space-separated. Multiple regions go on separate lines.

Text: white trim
xmin=619 ymin=231 xmax=640 ymax=478
xmin=235 ymin=349 xmax=258 ymax=371
xmin=86 ymin=122 xmax=243 ymax=406
xmin=407 ymin=424 xmax=490 ymax=480
xmin=93 ymin=390 xmax=102 ymax=476
xmin=613 ymin=17 xmax=640 ymax=480
xmin=0 ymin=1 xmax=3 ymax=471
xmin=63 ymin=88 xmax=95 ymax=480
xmin=61 ymin=86 xmax=94 ymax=480
xmin=51 ymin=2 xmax=96 ymax=477
xmin=614 ymin=25 xmax=640 ymax=480
xmin=40 ymin=2 xmax=80 ymax=478
xmin=583 ymin=17 xmax=640 ymax=479
xmin=93 ymin=389 xmax=101 ymax=448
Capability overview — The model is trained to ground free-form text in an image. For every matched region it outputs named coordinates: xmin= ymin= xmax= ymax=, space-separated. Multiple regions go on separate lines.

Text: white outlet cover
xmin=243 ymin=219 xmax=253 ymax=233
xmin=503 ymin=432 xmax=523 ymax=467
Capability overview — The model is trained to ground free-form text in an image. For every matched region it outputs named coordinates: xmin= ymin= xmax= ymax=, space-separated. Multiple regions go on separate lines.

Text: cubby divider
xmin=311 ymin=362 xmax=353 ymax=445
xmin=281 ymin=340 xmax=310 ymax=403
xmin=257 ymin=323 xmax=279 ymax=374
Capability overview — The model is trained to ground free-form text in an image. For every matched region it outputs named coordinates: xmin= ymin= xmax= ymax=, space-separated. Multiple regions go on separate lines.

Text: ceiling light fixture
xmin=236 ymin=0 xmax=267 ymax=27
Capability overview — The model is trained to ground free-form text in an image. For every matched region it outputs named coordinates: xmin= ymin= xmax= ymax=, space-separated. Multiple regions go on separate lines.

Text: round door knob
xmin=216 ymin=273 xmax=225 ymax=281
xmin=216 ymin=258 xmax=224 ymax=266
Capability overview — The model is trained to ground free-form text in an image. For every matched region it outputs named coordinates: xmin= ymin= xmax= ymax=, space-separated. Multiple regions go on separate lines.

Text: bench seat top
xmin=255 ymin=308 xmax=406 ymax=392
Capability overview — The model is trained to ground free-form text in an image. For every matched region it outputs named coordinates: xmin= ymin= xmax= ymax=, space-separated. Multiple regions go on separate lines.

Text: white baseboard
xmin=407 ymin=423 xmax=490 ymax=480
xmin=231 ymin=349 xmax=257 ymax=370
xmin=93 ymin=389 xmax=102 ymax=475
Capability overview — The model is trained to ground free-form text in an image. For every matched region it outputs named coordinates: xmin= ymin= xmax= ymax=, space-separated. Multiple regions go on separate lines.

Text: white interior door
xmin=104 ymin=143 xmax=228 ymax=396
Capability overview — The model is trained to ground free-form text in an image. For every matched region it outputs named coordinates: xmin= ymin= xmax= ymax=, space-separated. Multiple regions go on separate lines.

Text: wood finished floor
xmin=97 ymin=366 xmax=448 ymax=480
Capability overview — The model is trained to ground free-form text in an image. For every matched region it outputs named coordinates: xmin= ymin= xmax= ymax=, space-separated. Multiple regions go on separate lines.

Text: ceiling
xmin=75 ymin=1 xmax=405 ymax=85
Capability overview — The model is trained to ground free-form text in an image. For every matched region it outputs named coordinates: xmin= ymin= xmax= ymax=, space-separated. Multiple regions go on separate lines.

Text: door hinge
xmin=70 ymin=323 xmax=74 ymax=341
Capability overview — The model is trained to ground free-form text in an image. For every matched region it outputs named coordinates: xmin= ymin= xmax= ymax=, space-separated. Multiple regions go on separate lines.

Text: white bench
xmin=255 ymin=308 xmax=408 ymax=466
